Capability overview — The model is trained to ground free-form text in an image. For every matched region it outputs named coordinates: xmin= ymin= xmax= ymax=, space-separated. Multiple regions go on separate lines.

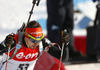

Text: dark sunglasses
xmin=29 ymin=37 xmax=41 ymax=43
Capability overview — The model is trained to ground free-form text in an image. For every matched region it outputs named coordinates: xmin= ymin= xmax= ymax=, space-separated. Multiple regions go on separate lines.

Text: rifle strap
xmin=9 ymin=32 xmax=25 ymax=59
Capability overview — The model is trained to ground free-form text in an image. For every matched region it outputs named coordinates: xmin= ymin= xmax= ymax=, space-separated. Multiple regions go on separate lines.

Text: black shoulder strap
xmin=9 ymin=32 xmax=25 ymax=59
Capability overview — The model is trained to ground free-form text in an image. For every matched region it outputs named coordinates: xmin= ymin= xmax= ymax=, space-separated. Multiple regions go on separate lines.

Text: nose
xmin=34 ymin=43 xmax=39 ymax=46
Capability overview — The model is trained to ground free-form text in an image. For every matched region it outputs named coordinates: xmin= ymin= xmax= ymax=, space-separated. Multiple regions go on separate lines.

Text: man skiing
xmin=0 ymin=20 xmax=45 ymax=70
xmin=0 ymin=20 xmax=67 ymax=70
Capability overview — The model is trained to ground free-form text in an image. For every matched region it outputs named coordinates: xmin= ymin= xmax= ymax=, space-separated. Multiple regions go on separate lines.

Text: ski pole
xmin=58 ymin=42 xmax=65 ymax=70
xmin=27 ymin=0 xmax=40 ymax=25
xmin=58 ymin=29 xmax=69 ymax=70
xmin=5 ymin=44 xmax=11 ymax=70
xmin=5 ymin=35 xmax=14 ymax=70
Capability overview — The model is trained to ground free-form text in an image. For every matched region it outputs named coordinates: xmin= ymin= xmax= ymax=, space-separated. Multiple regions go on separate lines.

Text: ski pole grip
xmin=6 ymin=35 xmax=14 ymax=48
xmin=61 ymin=29 xmax=67 ymax=43
xmin=8 ymin=44 xmax=11 ymax=48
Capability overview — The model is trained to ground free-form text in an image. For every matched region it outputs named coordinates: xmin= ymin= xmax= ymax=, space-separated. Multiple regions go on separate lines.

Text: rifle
xmin=27 ymin=0 xmax=40 ymax=25
xmin=17 ymin=0 xmax=41 ymax=33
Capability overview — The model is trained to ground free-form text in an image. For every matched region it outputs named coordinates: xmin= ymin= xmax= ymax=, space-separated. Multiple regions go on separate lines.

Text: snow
xmin=65 ymin=63 xmax=100 ymax=70
xmin=77 ymin=1 xmax=97 ymax=20
xmin=0 ymin=0 xmax=47 ymax=42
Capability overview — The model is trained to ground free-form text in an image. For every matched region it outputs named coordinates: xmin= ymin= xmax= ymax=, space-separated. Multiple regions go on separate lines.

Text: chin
xmin=31 ymin=46 xmax=36 ymax=49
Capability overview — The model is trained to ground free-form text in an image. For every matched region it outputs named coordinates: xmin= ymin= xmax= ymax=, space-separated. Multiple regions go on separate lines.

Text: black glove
xmin=62 ymin=32 xmax=70 ymax=44
xmin=4 ymin=34 xmax=15 ymax=46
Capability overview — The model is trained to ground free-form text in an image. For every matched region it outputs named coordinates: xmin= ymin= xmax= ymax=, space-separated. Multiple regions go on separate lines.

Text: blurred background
xmin=1 ymin=0 xmax=100 ymax=70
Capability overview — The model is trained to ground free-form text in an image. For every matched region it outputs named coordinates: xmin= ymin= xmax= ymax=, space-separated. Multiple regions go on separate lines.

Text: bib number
xmin=17 ymin=64 xmax=29 ymax=70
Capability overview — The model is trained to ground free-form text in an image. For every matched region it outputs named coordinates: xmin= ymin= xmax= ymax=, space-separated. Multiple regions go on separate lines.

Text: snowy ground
xmin=65 ymin=63 xmax=100 ymax=70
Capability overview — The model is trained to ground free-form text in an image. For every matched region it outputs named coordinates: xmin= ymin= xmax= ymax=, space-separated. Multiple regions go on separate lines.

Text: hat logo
xmin=31 ymin=31 xmax=42 ymax=35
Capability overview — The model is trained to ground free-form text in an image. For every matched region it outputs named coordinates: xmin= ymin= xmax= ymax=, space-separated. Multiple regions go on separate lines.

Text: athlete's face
xmin=25 ymin=37 xmax=40 ymax=49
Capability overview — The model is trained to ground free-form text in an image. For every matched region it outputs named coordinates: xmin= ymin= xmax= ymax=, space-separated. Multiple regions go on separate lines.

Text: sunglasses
xmin=29 ymin=37 xmax=41 ymax=43
xmin=25 ymin=31 xmax=44 ymax=43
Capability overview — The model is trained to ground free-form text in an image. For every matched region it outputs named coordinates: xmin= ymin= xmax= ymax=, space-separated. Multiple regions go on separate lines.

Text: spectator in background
xmin=46 ymin=0 xmax=82 ymax=62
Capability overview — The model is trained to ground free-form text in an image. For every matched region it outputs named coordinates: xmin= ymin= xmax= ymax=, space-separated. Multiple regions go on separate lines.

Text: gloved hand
xmin=62 ymin=31 xmax=70 ymax=44
xmin=4 ymin=33 xmax=15 ymax=46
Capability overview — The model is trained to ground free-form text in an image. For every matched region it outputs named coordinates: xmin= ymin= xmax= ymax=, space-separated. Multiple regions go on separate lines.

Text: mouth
xmin=31 ymin=45 xmax=37 ymax=49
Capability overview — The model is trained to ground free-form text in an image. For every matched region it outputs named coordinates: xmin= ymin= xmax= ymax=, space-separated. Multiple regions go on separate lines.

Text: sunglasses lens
xmin=29 ymin=38 xmax=41 ymax=43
